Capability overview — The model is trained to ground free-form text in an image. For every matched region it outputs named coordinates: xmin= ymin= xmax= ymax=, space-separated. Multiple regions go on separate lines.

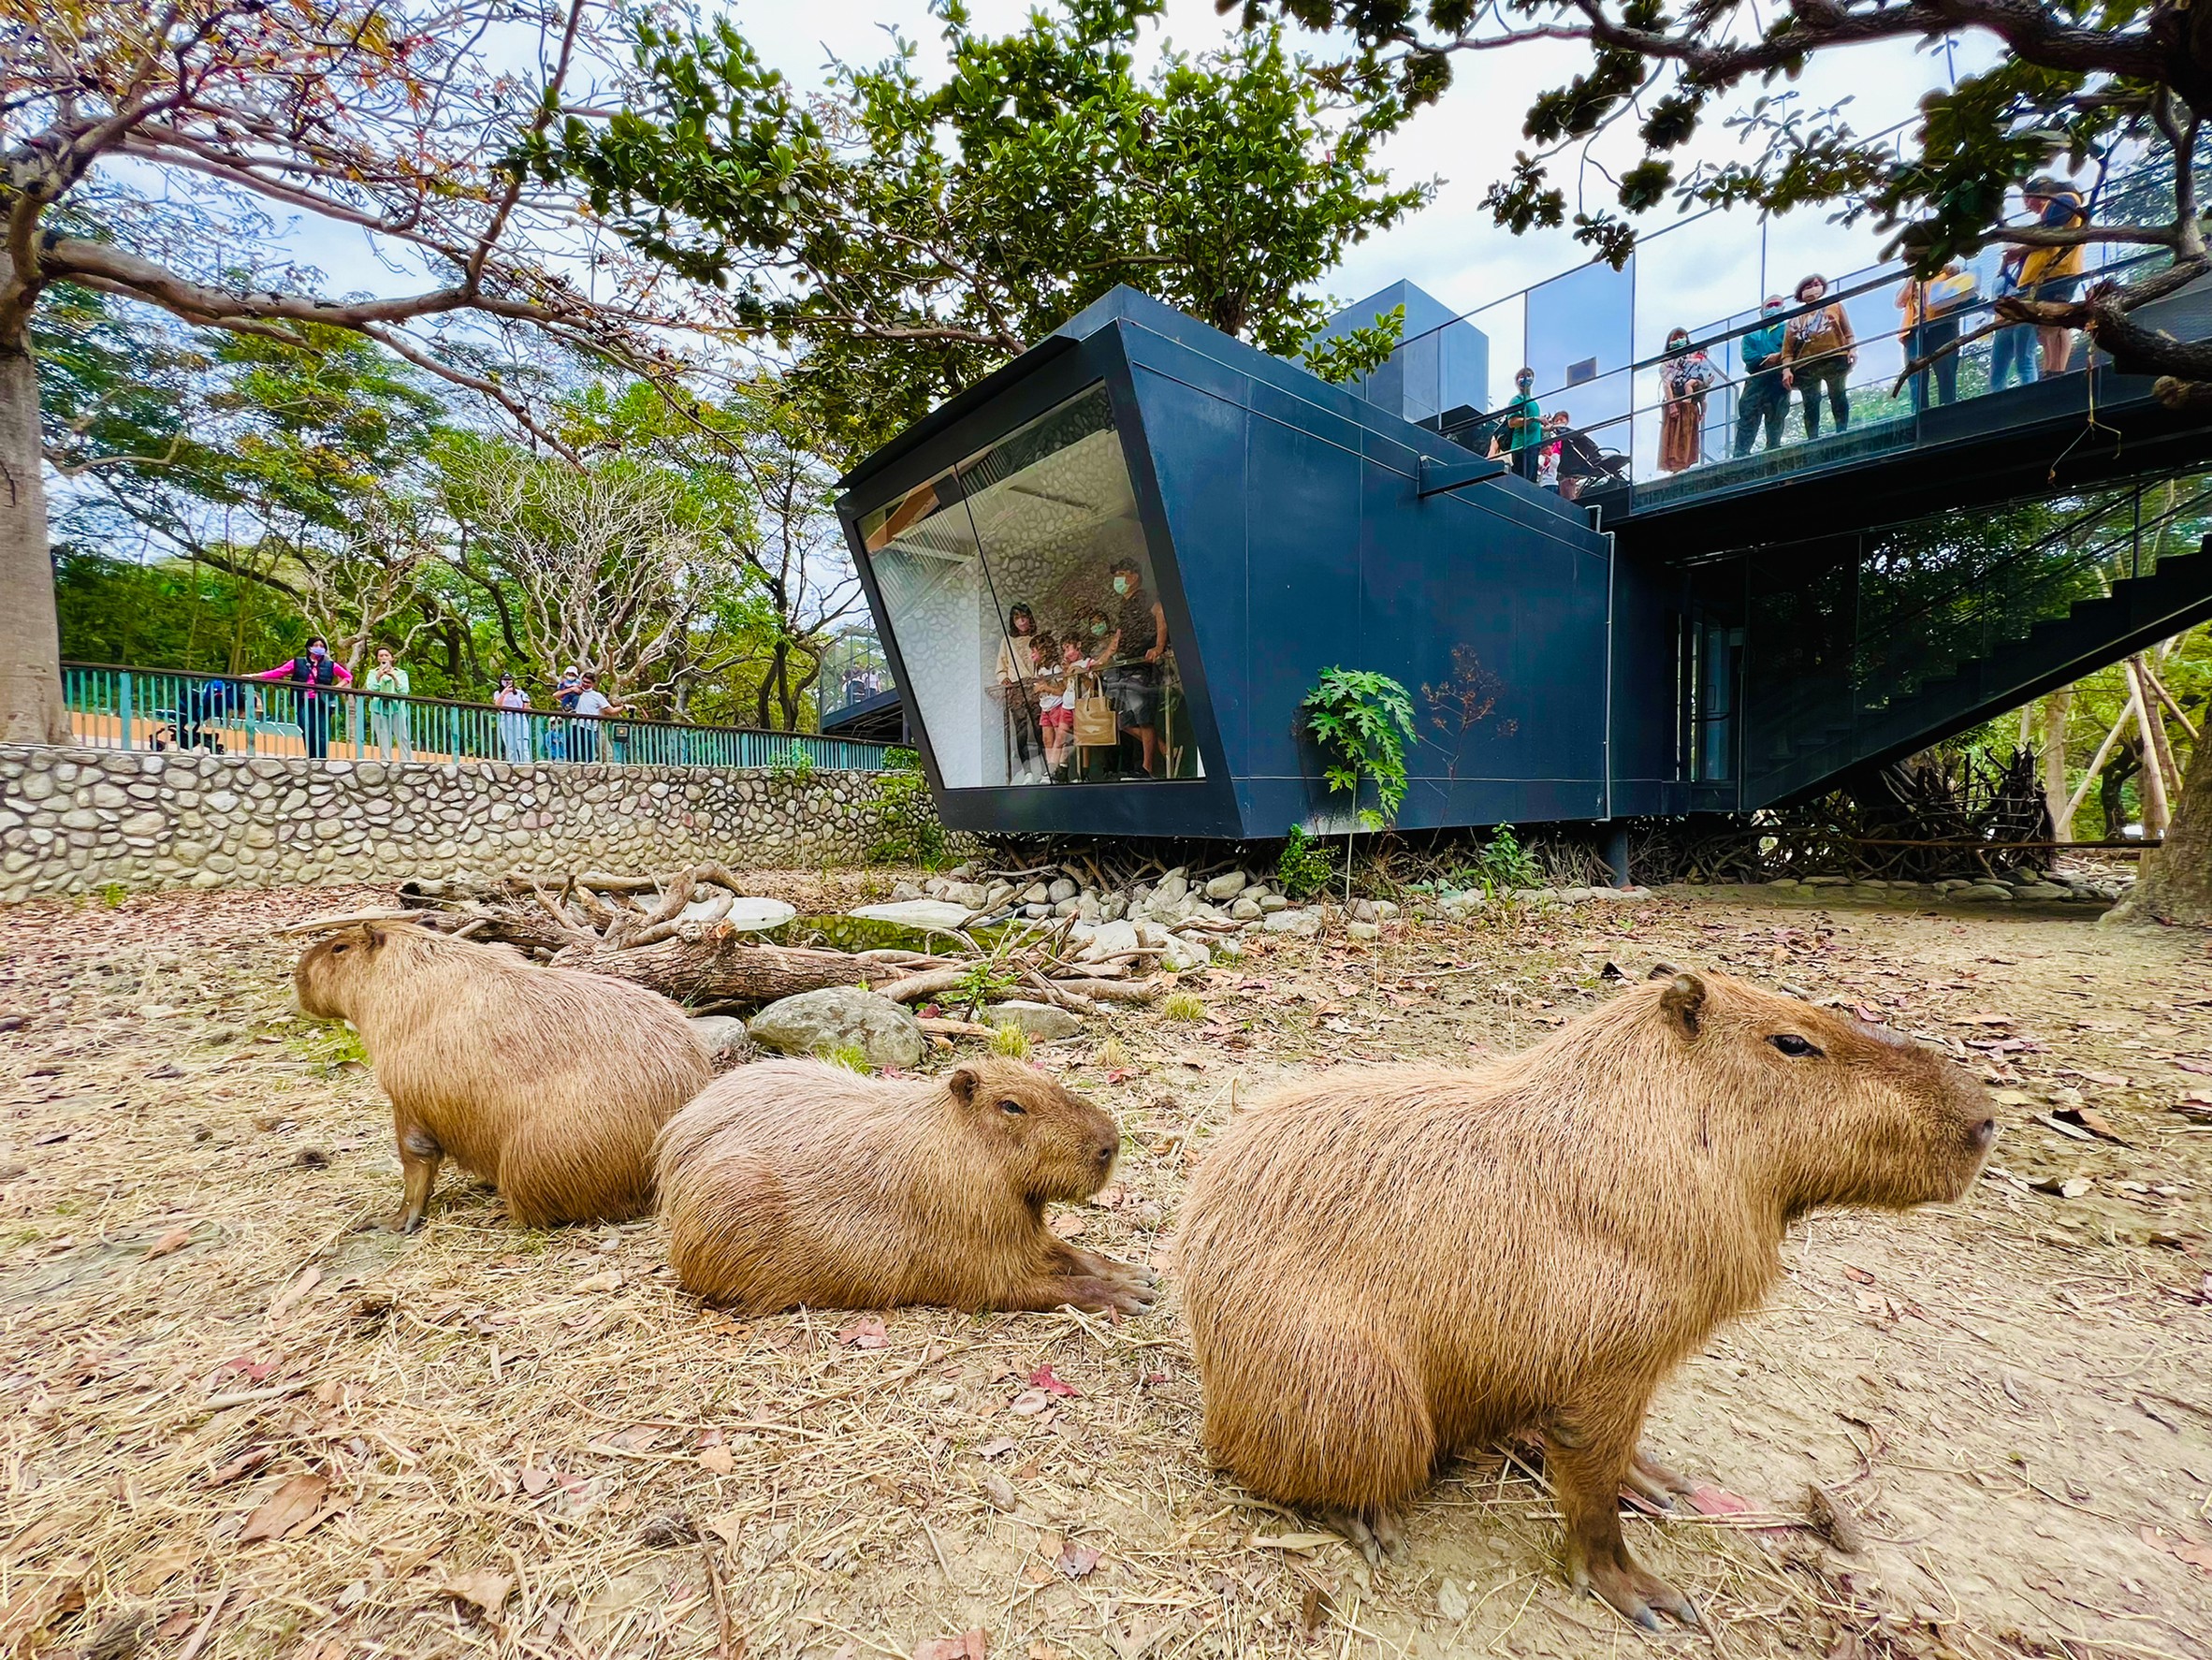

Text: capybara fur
xmin=295 ymin=922 xmax=711 ymax=1230
xmin=655 ymin=1057 xmax=1152 ymax=1316
xmin=1176 ymin=968 xmax=1995 ymax=1630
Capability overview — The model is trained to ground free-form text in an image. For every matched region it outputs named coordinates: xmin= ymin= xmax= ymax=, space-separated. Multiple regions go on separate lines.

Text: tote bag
xmin=1073 ymin=676 xmax=1119 ymax=748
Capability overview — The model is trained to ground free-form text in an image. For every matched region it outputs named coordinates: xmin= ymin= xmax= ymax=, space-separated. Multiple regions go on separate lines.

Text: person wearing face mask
xmin=994 ymin=603 xmax=1046 ymax=784
xmin=254 ymin=635 xmax=352 ymax=759
xmin=1104 ymin=558 xmax=1169 ymax=777
xmin=493 ymin=672 xmax=534 ymax=763
xmin=1657 ymin=328 xmax=1716 ymax=473
xmin=1780 ymin=273 xmax=1856 ymax=439
xmin=1503 ymin=368 xmax=1543 ymax=481
xmin=1735 ymin=298 xmax=1788 ymax=457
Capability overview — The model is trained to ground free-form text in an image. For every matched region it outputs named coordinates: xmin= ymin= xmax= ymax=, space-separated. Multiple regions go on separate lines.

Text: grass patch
xmin=1093 ymin=1035 xmax=1128 ymax=1070
xmin=1162 ymin=992 xmax=1208 ymax=1023
xmin=989 ymin=1023 xmax=1032 ymax=1059
xmin=818 ymin=1041 xmax=872 ymax=1072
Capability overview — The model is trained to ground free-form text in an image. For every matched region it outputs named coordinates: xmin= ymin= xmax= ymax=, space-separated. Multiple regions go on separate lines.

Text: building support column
xmin=1602 ymin=822 xmax=1633 ymax=889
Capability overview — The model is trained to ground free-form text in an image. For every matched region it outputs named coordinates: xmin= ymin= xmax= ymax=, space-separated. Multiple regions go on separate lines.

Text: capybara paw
xmin=1325 ymin=1509 xmax=1404 ymax=1566
xmin=391 ymin=1210 xmax=425 ymax=1235
xmin=1575 ymin=1556 xmax=1701 ymax=1634
xmin=1063 ymin=1275 xmax=1154 ymax=1316
xmin=1623 ymin=1449 xmax=1698 ymax=1512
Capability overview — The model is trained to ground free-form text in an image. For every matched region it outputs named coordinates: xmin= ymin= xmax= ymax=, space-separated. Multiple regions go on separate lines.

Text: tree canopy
xmin=532 ymin=0 xmax=1433 ymax=444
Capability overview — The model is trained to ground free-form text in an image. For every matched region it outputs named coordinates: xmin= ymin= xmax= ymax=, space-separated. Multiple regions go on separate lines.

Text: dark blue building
xmin=837 ymin=282 xmax=2212 ymax=841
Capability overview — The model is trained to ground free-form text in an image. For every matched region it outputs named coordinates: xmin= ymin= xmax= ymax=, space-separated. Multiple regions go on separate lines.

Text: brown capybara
xmin=1176 ymin=968 xmax=1995 ymax=1631
xmin=655 ymin=1057 xmax=1152 ymax=1316
xmin=295 ymin=922 xmax=711 ymax=1230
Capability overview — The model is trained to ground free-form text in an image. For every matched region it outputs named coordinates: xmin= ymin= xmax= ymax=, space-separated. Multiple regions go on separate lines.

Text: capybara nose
xmin=1972 ymin=1116 xmax=1998 ymax=1151
xmin=1095 ymin=1142 xmax=1116 ymax=1167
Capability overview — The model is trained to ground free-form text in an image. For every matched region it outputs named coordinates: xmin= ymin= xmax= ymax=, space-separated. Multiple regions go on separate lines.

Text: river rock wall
xmin=0 ymin=746 xmax=953 ymax=904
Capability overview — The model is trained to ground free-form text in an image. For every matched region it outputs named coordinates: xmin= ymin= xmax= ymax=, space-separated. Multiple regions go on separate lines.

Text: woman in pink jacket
xmin=254 ymin=635 xmax=353 ymax=758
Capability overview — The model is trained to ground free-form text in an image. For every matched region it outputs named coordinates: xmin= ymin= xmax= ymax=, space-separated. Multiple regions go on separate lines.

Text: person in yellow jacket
xmin=2016 ymin=177 xmax=2088 ymax=375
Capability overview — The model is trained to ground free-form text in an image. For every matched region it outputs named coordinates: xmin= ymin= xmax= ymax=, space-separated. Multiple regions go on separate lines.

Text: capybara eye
xmin=1768 ymin=1034 xmax=1821 ymax=1057
xmin=330 ymin=943 xmax=348 ymax=954
xmin=999 ymin=1099 xmax=1026 ymax=1116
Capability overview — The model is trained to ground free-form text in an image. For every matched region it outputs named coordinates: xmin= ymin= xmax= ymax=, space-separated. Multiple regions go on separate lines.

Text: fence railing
xmin=57 ymin=664 xmax=897 ymax=772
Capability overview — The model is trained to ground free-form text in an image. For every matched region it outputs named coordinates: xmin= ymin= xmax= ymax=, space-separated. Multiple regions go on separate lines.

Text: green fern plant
xmin=1301 ymin=667 xmax=1416 ymax=830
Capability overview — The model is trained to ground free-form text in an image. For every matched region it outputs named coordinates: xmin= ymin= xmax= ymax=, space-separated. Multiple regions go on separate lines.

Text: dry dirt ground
xmin=3 ymin=876 xmax=2209 ymax=1660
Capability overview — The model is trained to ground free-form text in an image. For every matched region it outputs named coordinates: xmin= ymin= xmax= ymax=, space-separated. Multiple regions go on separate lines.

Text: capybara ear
xmin=1645 ymin=961 xmax=1682 ymax=981
xmin=1658 ymin=972 xmax=1706 ymax=1037
xmin=947 ymin=1067 xmax=980 ymax=1105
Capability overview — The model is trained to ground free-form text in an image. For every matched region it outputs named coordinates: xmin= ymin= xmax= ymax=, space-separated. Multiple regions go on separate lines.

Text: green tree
xmin=532 ymin=0 xmax=1433 ymax=444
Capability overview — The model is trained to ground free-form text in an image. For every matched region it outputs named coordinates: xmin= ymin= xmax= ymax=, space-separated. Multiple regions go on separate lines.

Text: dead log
xmin=875 ymin=967 xmax=973 ymax=1005
xmin=565 ymin=928 xmax=871 ymax=1007
xmin=1050 ymin=976 xmax=1162 ymax=1004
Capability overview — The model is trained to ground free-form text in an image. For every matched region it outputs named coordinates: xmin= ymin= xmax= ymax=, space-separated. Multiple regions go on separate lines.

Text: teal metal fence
xmin=57 ymin=664 xmax=896 ymax=772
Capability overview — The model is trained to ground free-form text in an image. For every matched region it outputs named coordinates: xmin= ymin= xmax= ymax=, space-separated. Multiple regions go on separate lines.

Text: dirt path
xmin=2 ymin=882 xmax=2207 ymax=1660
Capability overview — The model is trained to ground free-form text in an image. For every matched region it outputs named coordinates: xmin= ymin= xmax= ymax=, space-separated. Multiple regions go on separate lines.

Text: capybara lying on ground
xmin=295 ymin=922 xmax=711 ymax=1230
xmin=1176 ymin=968 xmax=1995 ymax=1631
xmin=656 ymin=1057 xmax=1151 ymax=1316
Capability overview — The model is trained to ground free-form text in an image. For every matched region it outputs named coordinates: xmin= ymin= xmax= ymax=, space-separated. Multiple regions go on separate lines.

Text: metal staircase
xmin=1739 ymin=498 xmax=2212 ymax=807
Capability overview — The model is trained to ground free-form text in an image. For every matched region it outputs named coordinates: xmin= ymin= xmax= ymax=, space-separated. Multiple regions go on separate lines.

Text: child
xmin=1039 ymin=634 xmax=1087 ymax=777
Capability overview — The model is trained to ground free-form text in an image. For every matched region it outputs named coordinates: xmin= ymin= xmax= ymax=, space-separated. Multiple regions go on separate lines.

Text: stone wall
xmin=0 ymin=745 xmax=953 ymax=904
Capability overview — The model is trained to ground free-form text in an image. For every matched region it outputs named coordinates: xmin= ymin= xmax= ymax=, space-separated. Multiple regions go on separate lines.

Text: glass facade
xmin=858 ymin=386 xmax=1204 ymax=789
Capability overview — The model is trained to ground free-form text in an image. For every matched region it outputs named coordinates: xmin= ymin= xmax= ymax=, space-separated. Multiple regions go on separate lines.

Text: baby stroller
xmin=159 ymin=677 xmax=246 ymax=752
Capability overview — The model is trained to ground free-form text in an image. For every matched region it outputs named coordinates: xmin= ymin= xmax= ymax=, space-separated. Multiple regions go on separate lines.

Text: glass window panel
xmin=859 ymin=384 xmax=1202 ymax=790
xmin=958 ymin=386 xmax=1202 ymax=784
xmin=859 ymin=472 xmax=1003 ymax=788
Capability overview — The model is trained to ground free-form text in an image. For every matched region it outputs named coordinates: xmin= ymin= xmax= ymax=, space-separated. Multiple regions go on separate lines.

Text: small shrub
xmin=1162 ymin=992 xmax=1207 ymax=1023
xmin=1300 ymin=666 xmax=1416 ymax=830
xmin=1093 ymin=1035 xmax=1129 ymax=1070
xmin=1274 ymin=825 xmax=1335 ymax=899
xmin=98 ymin=882 xmax=126 ymax=908
xmin=817 ymin=1041 xmax=871 ymax=1072
xmin=1460 ymin=823 xmax=1542 ymax=897
xmin=765 ymin=743 xmax=817 ymax=784
xmin=989 ymin=1023 xmax=1031 ymax=1059
xmin=883 ymin=746 xmax=922 ymax=772
xmin=953 ymin=960 xmax=1021 ymax=1016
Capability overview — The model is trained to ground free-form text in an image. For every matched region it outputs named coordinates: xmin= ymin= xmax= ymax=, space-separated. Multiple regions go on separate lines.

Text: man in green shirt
xmin=364 ymin=645 xmax=414 ymax=761
xmin=1503 ymin=367 xmax=1543 ymax=481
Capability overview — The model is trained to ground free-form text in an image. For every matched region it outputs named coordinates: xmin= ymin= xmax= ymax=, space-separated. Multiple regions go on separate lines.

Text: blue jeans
xmin=1991 ymin=326 xmax=2038 ymax=390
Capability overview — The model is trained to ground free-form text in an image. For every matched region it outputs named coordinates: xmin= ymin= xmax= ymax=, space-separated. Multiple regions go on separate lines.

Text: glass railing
xmin=56 ymin=664 xmax=897 ymax=772
xmin=1402 ymin=157 xmax=2207 ymax=513
xmin=1737 ymin=473 xmax=2212 ymax=789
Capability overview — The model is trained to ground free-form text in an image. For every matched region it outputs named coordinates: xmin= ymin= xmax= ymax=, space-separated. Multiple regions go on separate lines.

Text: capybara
xmin=1176 ymin=968 xmax=1995 ymax=1630
xmin=655 ymin=1057 xmax=1152 ymax=1316
xmin=294 ymin=922 xmax=711 ymax=1230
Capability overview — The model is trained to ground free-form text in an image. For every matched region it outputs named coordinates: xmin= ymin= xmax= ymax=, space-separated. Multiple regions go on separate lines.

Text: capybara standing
xmin=656 ymin=1057 xmax=1152 ymax=1316
xmin=1177 ymin=968 xmax=1995 ymax=1630
xmin=295 ymin=922 xmax=711 ymax=1230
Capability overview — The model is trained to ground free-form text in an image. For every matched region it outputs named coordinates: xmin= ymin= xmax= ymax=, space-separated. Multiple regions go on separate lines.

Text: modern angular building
xmin=837 ymin=278 xmax=2212 ymax=842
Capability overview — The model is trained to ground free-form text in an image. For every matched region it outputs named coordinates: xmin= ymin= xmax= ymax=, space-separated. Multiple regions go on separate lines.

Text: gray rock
xmin=1161 ymin=934 xmax=1212 ymax=971
xmin=1099 ymin=894 xmax=1130 ymax=923
xmin=1262 ymin=908 xmax=1321 ymax=936
xmin=1347 ymin=898 xmax=1378 ymax=924
xmin=1047 ymin=877 xmax=1078 ymax=903
xmin=1230 ymin=896 xmax=1263 ymax=922
xmin=890 ymin=880 xmax=924 ymax=901
xmin=1080 ymin=918 xmax=1142 ymax=961
xmin=1257 ymin=893 xmax=1290 ymax=913
xmin=1154 ymin=873 xmax=1189 ymax=905
xmin=747 ymin=986 xmax=924 ymax=1070
xmin=689 ymin=1014 xmax=754 ymax=1070
xmin=1020 ymin=881 xmax=1052 ymax=905
xmin=1372 ymin=899 xmax=1399 ymax=919
xmin=692 ymin=896 xmax=795 ymax=932
xmin=989 ymin=999 xmax=1084 ymax=1041
xmin=2013 ymin=882 xmax=2068 ymax=901
xmin=1346 ymin=920 xmax=1381 ymax=941
xmin=1954 ymin=883 xmax=2014 ymax=902
xmin=1203 ymin=870 xmax=1249 ymax=901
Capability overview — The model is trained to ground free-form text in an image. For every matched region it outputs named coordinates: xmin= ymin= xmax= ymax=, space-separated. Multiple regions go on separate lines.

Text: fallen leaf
xmin=976 ymin=1437 xmax=1017 ymax=1461
xmin=1841 ymin=1265 xmax=1875 ymax=1285
xmin=145 ymin=1226 xmax=191 ymax=1260
xmin=2074 ymin=1070 xmax=2131 ymax=1088
xmin=2030 ymin=1174 xmax=2093 ymax=1199
xmin=268 ymin=1267 xmax=321 ymax=1319
xmin=439 ymin=1571 xmax=514 ymax=1618
xmin=2036 ymin=1112 xmax=2097 ymax=1143
xmin=1027 ymin=1364 xmax=1078 ymax=1398
xmin=1685 ymin=1484 xmax=1751 ymax=1518
xmin=912 ymin=1629 xmax=988 ymax=1660
xmin=838 ymin=1317 xmax=889 ymax=1349
xmin=237 ymin=1474 xmax=330 ymax=1543
xmin=980 ymin=1473 xmax=1019 ymax=1513
xmin=1056 ymin=1543 xmax=1101 ymax=1580
xmin=575 ymin=1270 xmax=621 ymax=1294
xmin=1006 ymin=1389 xmax=1052 ymax=1417
xmin=2140 ymin=1526 xmax=2212 ymax=1573
xmin=696 ymin=1445 xmax=735 ymax=1475
xmin=704 ymin=1510 xmax=747 ymax=1551
xmin=518 ymin=1466 xmax=554 ymax=1497
xmin=2054 ymin=1105 xmax=2130 ymax=1143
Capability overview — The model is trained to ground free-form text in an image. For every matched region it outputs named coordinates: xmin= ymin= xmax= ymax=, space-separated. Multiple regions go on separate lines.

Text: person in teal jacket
xmin=1734 ymin=297 xmax=1788 ymax=458
xmin=363 ymin=646 xmax=413 ymax=762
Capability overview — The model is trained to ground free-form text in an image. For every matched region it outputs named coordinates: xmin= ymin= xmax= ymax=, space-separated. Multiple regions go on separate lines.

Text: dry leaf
xmin=439 ymin=1571 xmax=514 ymax=1618
xmin=268 ymin=1267 xmax=321 ymax=1319
xmin=1685 ymin=1484 xmax=1751 ymax=1517
xmin=696 ymin=1444 xmax=735 ymax=1476
xmin=1249 ymin=1532 xmax=1339 ymax=1551
xmin=518 ymin=1466 xmax=553 ymax=1497
xmin=145 ymin=1226 xmax=191 ymax=1260
xmin=704 ymin=1510 xmax=747 ymax=1551
xmin=977 ymin=1437 xmax=1017 ymax=1461
xmin=237 ymin=1474 xmax=330 ymax=1543
xmin=912 ymin=1630 xmax=988 ymax=1660
xmin=2140 ymin=1526 xmax=2212 ymax=1573
xmin=576 ymin=1270 xmax=621 ymax=1294
xmin=838 ymin=1316 xmax=889 ymax=1349
xmin=1841 ymin=1265 xmax=1875 ymax=1285
xmin=1006 ymin=1389 xmax=1051 ymax=1417
xmin=1056 ymin=1543 xmax=1101 ymax=1580
xmin=1027 ymin=1363 xmax=1078 ymax=1398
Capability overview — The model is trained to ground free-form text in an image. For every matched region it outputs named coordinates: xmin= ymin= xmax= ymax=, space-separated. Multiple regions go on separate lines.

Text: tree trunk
xmin=2106 ymin=721 xmax=2212 ymax=925
xmin=2126 ymin=663 xmax=2173 ymax=837
xmin=0 ymin=343 xmax=69 ymax=746
xmin=569 ymin=931 xmax=871 ymax=1007
xmin=2042 ymin=690 xmax=2074 ymax=839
